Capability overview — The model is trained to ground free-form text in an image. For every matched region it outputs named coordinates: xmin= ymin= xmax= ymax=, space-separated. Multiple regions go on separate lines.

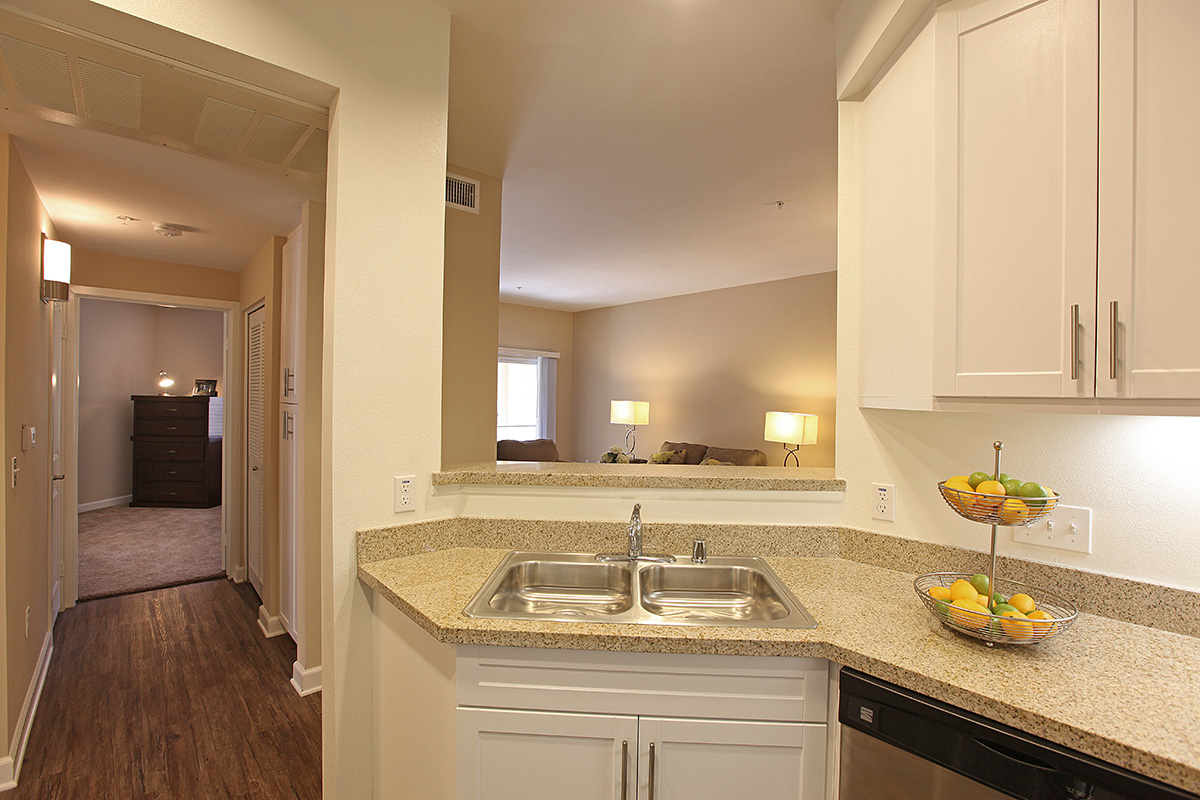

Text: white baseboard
xmin=77 ymin=495 xmax=132 ymax=513
xmin=290 ymin=660 xmax=323 ymax=696
xmin=229 ymin=565 xmax=246 ymax=583
xmin=1 ymin=631 xmax=53 ymax=790
xmin=257 ymin=605 xmax=286 ymax=638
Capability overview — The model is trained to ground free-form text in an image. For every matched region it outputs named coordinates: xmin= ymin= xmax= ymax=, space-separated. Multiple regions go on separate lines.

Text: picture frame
xmin=192 ymin=379 xmax=218 ymax=396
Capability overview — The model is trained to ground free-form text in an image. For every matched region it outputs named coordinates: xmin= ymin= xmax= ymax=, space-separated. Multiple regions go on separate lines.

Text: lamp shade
xmin=764 ymin=412 xmax=818 ymax=445
xmin=42 ymin=238 xmax=71 ymax=283
xmin=610 ymin=400 xmax=650 ymax=426
xmin=158 ymin=371 xmax=175 ymax=389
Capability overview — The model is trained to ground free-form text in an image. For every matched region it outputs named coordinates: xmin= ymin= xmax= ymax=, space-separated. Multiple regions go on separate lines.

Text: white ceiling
xmin=434 ymin=0 xmax=839 ymax=311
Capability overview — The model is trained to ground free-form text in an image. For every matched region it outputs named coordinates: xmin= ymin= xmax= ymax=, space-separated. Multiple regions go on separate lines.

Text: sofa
xmin=497 ymin=438 xmax=561 ymax=462
xmin=655 ymin=440 xmax=768 ymax=466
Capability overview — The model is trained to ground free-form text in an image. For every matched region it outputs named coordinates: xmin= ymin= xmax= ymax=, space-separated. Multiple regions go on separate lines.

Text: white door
xmin=1097 ymin=0 xmax=1200 ymax=398
xmin=279 ymin=404 xmax=297 ymax=637
xmin=457 ymin=708 xmax=638 ymax=800
xmin=49 ymin=302 xmax=65 ymax=622
xmin=936 ymin=0 xmax=1099 ymax=398
xmin=246 ymin=305 xmax=266 ymax=596
xmin=637 ymin=717 xmax=826 ymax=800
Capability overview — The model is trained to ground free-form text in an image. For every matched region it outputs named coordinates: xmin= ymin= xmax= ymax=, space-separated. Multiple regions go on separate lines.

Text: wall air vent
xmin=0 ymin=33 xmax=76 ymax=114
xmin=78 ymin=58 xmax=141 ymax=129
xmin=446 ymin=173 xmax=480 ymax=213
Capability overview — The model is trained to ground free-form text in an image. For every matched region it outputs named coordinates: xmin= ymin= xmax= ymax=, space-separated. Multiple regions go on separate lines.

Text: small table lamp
xmin=764 ymin=411 xmax=818 ymax=466
xmin=611 ymin=400 xmax=650 ymax=458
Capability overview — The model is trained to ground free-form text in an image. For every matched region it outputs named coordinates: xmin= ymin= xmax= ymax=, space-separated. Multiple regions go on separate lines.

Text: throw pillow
xmin=648 ymin=449 xmax=686 ymax=464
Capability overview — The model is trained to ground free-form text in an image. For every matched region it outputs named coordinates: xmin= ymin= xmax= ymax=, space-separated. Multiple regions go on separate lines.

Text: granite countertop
xmin=359 ymin=546 xmax=1200 ymax=795
xmin=434 ymin=461 xmax=845 ymax=491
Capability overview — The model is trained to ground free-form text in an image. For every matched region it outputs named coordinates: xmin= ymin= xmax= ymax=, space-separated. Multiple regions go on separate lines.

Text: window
xmin=497 ymin=348 xmax=558 ymax=442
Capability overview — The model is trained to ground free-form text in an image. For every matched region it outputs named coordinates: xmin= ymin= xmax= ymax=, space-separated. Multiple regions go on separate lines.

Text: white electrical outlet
xmin=393 ymin=475 xmax=416 ymax=513
xmin=872 ymin=483 xmax=895 ymax=521
xmin=1014 ymin=504 xmax=1092 ymax=553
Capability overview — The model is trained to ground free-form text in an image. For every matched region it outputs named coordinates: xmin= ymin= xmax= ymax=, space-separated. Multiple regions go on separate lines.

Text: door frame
xmin=63 ymin=285 xmax=243 ymax=608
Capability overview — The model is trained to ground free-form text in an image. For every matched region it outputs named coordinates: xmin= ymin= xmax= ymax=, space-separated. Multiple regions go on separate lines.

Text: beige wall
xmin=72 ymin=248 xmax=239 ymax=302
xmin=498 ymin=302 xmax=575 ymax=460
xmin=2 ymin=134 xmax=54 ymax=749
xmin=571 ymin=274 xmax=837 ymax=466
xmin=241 ymin=236 xmax=284 ymax=619
xmin=442 ymin=164 xmax=501 ymax=466
xmin=836 ymin=2 xmax=1200 ymax=591
xmin=77 ymin=299 xmax=224 ymax=506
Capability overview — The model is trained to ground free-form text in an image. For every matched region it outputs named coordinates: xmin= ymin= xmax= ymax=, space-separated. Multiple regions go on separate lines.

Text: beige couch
xmin=657 ymin=440 xmax=768 ymax=466
xmin=497 ymin=438 xmax=561 ymax=462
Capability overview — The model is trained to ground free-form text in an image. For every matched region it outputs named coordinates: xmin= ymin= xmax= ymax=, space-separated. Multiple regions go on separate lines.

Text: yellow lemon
xmin=1026 ymin=609 xmax=1056 ymax=636
xmin=949 ymin=579 xmax=978 ymax=602
xmin=948 ymin=598 xmax=990 ymax=630
xmin=999 ymin=610 xmax=1032 ymax=640
xmin=974 ymin=480 xmax=1007 ymax=515
xmin=1009 ymin=593 xmax=1036 ymax=615
xmin=943 ymin=479 xmax=976 ymax=512
xmin=928 ymin=586 xmax=953 ymax=602
xmin=997 ymin=497 xmax=1031 ymax=526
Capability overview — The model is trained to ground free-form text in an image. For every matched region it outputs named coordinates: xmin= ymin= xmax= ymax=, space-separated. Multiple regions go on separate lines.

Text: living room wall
xmin=498 ymin=302 xmax=575 ymax=460
xmin=571 ymin=272 xmax=837 ymax=466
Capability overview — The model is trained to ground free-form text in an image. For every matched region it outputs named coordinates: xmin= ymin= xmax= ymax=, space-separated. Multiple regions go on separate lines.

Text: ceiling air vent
xmin=0 ymin=33 xmax=76 ymax=114
xmin=243 ymin=113 xmax=308 ymax=165
xmin=194 ymin=96 xmax=255 ymax=153
xmin=446 ymin=173 xmax=479 ymax=213
xmin=78 ymin=58 xmax=141 ymax=129
xmin=288 ymin=128 xmax=328 ymax=174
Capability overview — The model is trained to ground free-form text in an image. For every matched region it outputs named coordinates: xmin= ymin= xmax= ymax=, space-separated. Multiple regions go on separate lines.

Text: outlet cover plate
xmin=872 ymin=483 xmax=895 ymax=522
xmin=393 ymin=475 xmax=416 ymax=513
xmin=1014 ymin=504 xmax=1092 ymax=553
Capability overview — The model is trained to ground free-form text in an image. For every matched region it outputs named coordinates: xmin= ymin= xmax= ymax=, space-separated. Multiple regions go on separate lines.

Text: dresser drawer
xmin=133 ymin=417 xmax=208 ymax=438
xmin=134 ymin=461 xmax=206 ymax=483
xmin=132 ymin=482 xmax=207 ymax=505
xmin=133 ymin=399 xmax=208 ymax=420
xmin=134 ymin=441 xmax=206 ymax=462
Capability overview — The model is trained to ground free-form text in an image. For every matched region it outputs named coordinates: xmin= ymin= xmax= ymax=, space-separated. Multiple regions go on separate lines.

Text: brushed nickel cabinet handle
xmin=620 ymin=740 xmax=628 ymax=800
xmin=648 ymin=742 xmax=656 ymax=800
xmin=1069 ymin=304 xmax=1080 ymax=381
xmin=1109 ymin=300 xmax=1119 ymax=380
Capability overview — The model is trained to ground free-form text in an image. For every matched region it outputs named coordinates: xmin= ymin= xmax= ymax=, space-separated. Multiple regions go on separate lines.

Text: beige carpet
xmin=78 ymin=505 xmax=224 ymax=600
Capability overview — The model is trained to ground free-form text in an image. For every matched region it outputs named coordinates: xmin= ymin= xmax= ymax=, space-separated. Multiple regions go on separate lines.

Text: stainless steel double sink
xmin=463 ymin=551 xmax=818 ymax=629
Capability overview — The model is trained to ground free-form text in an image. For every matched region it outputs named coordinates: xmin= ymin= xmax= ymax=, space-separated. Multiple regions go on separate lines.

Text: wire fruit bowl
xmin=937 ymin=481 xmax=1060 ymax=527
xmin=915 ymin=572 xmax=1077 ymax=645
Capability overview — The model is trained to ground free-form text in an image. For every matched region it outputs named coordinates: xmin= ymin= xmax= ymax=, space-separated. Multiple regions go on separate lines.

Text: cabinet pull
xmin=283 ymin=410 xmax=294 ymax=440
xmin=283 ymin=367 xmax=295 ymax=397
xmin=620 ymin=740 xmax=628 ymax=800
xmin=1069 ymin=303 xmax=1080 ymax=380
xmin=1109 ymin=300 xmax=1119 ymax=380
xmin=648 ymin=742 xmax=656 ymax=800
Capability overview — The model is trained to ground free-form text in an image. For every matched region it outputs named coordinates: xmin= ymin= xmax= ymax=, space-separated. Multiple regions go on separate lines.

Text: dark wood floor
xmin=9 ymin=579 xmax=321 ymax=800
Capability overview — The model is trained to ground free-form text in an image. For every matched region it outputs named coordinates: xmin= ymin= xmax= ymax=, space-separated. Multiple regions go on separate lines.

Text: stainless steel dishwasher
xmin=838 ymin=668 xmax=1198 ymax=800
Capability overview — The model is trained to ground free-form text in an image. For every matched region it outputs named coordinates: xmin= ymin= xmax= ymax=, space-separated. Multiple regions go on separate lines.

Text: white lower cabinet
xmin=455 ymin=648 xmax=829 ymax=800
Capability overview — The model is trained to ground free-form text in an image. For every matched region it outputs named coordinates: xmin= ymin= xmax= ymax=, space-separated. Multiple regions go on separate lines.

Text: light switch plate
xmin=1014 ymin=504 xmax=1092 ymax=553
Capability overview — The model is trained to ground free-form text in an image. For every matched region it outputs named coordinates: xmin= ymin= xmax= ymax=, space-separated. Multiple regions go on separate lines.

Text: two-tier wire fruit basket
xmin=915 ymin=442 xmax=1078 ymax=645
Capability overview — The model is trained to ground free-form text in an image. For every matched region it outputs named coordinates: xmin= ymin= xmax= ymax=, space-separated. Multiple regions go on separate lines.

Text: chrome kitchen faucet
xmin=596 ymin=503 xmax=675 ymax=564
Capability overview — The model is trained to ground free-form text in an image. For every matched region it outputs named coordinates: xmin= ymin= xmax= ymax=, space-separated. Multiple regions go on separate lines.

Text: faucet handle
xmin=691 ymin=539 xmax=708 ymax=564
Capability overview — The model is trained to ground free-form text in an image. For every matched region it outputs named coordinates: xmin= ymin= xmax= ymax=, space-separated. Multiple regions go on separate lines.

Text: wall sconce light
xmin=610 ymin=400 xmax=650 ymax=458
xmin=41 ymin=235 xmax=71 ymax=303
xmin=157 ymin=371 xmax=175 ymax=395
xmin=764 ymin=411 xmax=818 ymax=466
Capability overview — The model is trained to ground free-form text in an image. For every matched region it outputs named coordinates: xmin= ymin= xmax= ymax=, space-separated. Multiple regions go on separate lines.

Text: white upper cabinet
xmin=1097 ymin=0 xmax=1200 ymax=399
xmin=934 ymin=0 xmax=1099 ymax=399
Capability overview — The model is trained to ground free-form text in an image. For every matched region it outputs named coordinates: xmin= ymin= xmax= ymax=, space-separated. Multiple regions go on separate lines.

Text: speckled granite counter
xmin=434 ymin=461 xmax=845 ymax=491
xmin=359 ymin=524 xmax=1200 ymax=795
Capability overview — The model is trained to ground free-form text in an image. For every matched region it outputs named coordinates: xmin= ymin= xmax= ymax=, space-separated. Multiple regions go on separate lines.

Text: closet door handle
xmin=1109 ymin=301 xmax=1119 ymax=380
xmin=1069 ymin=304 xmax=1080 ymax=381
xmin=620 ymin=740 xmax=628 ymax=800
xmin=648 ymin=742 xmax=656 ymax=800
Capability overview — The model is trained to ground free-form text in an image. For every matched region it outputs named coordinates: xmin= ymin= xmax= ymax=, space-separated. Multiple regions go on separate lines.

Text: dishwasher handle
xmin=973 ymin=736 xmax=1057 ymax=771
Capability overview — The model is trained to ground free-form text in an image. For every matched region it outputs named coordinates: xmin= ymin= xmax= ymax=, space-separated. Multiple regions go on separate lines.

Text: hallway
xmin=8 ymin=580 xmax=321 ymax=799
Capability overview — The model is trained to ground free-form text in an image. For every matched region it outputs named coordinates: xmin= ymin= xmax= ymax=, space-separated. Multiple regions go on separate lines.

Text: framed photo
xmin=192 ymin=379 xmax=218 ymax=396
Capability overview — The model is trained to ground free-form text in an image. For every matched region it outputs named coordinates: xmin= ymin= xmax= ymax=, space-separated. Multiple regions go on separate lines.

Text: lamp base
xmin=623 ymin=426 xmax=637 ymax=458
xmin=782 ymin=445 xmax=800 ymax=467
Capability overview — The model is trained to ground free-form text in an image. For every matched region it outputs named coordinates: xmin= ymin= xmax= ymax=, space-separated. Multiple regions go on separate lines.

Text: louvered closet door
xmin=247 ymin=305 xmax=266 ymax=596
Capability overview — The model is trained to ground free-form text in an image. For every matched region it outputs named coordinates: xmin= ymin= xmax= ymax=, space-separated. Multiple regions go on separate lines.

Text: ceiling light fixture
xmin=153 ymin=223 xmax=183 ymax=237
xmin=116 ymin=215 xmax=138 ymax=225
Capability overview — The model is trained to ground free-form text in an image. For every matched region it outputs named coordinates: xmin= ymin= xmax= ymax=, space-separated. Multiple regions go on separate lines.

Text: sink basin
xmin=463 ymin=551 xmax=817 ymax=629
xmin=638 ymin=563 xmax=791 ymax=622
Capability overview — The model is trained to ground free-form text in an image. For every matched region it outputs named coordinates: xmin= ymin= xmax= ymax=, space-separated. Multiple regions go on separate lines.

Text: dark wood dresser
xmin=130 ymin=395 xmax=223 ymax=508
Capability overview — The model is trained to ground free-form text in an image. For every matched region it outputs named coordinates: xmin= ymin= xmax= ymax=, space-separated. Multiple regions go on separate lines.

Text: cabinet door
xmin=637 ymin=717 xmax=825 ymax=800
xmin=1098 ymin=0 xmax=1200 ymax=398
xmin=457 ymin=708 xmax=637 ymax=800
xmin=280 ymin=226 xmax=303 ymax=404
xmin=935 ymin=0 xmax=1099 ymax=397
xmin=279 ymin=405 xmax=298 ymax=638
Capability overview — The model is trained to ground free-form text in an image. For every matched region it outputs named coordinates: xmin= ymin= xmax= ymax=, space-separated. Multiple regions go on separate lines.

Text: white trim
xmin=290 ymin=660 xmax=323 ymax=696
xmin=257 ymin=604 xmax=286 ymax=638
xmin=77 ymin=494 xmax=132 ymax=513
xmin=0 ymin=632 xmax=53 ymax=790
xmin=498 ymin=346 xmax=560 ymax=360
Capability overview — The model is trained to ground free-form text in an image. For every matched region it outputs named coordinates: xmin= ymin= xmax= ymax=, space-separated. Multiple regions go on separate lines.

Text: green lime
xmin=997 ymin=473 xmax=1011 ymax=484
xmin=969 ymin=573 xmax=990 ymax=596
xmin=993 ymin=603 xmax=1018 ymax=616
xmin=1019 ymin=481 xmax=1050 ymax=509
xmin=968 ymin=472 xmax=991 ymax=489
xmin=992 ymin=592 xmax=1008 ymax=606
xmin=1002 ymin=479 xmax=1023 ymax=496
